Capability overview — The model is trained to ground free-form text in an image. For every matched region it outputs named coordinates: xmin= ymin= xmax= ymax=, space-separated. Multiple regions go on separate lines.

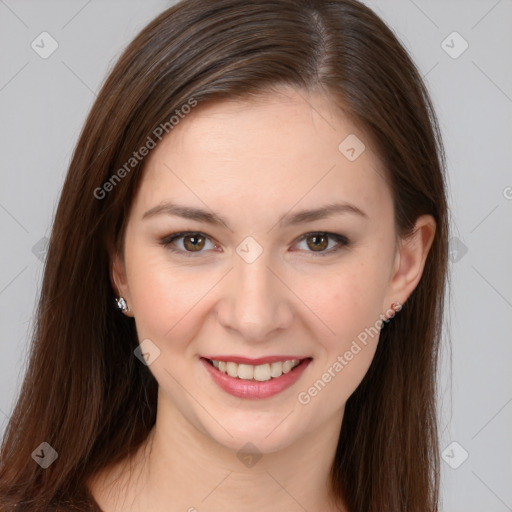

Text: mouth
xmin=204 ymin=357 xmax=303 ymax=380
xmin=200 ymin=356 xmax=312 ymax=399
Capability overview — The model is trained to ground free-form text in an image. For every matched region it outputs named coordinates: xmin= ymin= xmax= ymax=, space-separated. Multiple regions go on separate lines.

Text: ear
xmin=110 ymin=250 xmax=134 ymax=316
xmin=383 ymin=214 xmax=436 ymax=312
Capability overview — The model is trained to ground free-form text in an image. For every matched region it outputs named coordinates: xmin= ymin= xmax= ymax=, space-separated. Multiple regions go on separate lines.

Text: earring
xmin=390 ymin=301 xmax=402 ymax=313
xmin=115 ymin=297 xmax=129 ymax=313
xmin=383 ymin=301 xmax=402 ymax=324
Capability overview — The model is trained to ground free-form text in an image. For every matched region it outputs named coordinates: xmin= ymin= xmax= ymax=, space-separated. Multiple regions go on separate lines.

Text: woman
xmin=0 ymin=0 xmax=449 ymax=510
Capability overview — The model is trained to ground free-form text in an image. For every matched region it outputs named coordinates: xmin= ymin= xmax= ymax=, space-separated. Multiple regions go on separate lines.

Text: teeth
xmin=282 ymin=360 xmax=293 ymax=373
xmin=210 ymin=359 xmax=301 ymax=381
xmin=238 ymin=363 xmax=254 ymax=379
xmin=270 ymin=362 xmax=283 ymax=378
xmin=226 ymin=362 xmax=238 ymax=378
xmin=253 ymin=363 xmax=271 ymax=382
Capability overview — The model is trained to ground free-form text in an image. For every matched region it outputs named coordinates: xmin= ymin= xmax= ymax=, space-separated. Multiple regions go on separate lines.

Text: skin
xmin=88 ymin=86 xmax=436 ymax=512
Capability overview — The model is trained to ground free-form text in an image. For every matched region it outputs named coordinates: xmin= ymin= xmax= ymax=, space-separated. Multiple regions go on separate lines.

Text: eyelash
xmin=159 ymin=231 xmax=350 ymax=258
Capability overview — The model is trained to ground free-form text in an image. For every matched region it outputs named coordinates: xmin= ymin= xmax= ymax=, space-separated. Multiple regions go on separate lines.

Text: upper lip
xmin=202 ymin=355 xmax=311 ymax=365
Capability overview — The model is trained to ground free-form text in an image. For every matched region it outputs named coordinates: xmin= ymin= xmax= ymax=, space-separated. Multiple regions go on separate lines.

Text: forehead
xmin=136 ymin=87 xmax=391 ymax=221
xmin=159 ymin=88 xmax=366 ymax=161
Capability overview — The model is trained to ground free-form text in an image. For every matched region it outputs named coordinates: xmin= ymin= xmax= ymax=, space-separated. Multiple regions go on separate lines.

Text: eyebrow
xmin=142 ymin=200 xmax=368 ymax=228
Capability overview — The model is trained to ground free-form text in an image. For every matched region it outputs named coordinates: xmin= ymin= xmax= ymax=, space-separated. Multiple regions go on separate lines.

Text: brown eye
xmin=293 ymin=232 xmax=349 ymax=256
xmin=183 ymin=234 xmax=206 ymax=251
xmin=306 ymin=233 xmax=329 ymax=251
xmin=160 ymin=232 xmax=216 ymax=255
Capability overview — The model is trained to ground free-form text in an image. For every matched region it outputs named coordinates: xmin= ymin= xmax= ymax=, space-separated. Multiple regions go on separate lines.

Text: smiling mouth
xmin=203 ymin=357 xmax=311 ymax=381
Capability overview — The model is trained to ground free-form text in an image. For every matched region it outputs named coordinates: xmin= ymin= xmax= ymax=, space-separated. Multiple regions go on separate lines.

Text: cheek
xmin=296 ymin=258 xmax=387 ymax=345
xmin=290 ymin=253 xmax=390 ymax=402
xmin=294 ymin=268 xmax=383 ymax=412
xmin=125 ymin=246 xmax=212 ymax=342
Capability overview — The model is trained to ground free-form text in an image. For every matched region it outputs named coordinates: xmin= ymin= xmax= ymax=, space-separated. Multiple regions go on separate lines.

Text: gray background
xmin=1 ymin=1 xmax=511 ymax=510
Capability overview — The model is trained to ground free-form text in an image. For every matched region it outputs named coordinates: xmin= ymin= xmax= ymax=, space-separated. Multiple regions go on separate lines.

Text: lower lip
xmin=201 ymin=358 xmax=312 ymax=399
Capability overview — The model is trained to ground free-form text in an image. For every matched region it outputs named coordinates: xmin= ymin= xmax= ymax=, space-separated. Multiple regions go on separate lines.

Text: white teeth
xmin=253 ymin=363 xmax=271 ymax=382
xmin=210 ymin=359 xmax=301 ymax=381
xmin=270 ymin=362 xmax=283 ymax=378
xmin=282 ymin=360 xmax=293 ymax=373
xmin=237 ymin=363 xmax=254 ymax=380
xmin=226 ymin=362 xmax=238 ymax=378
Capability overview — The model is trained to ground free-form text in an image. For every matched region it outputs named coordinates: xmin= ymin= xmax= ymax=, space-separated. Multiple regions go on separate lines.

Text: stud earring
xmin=383 ymin=301 xmax=402 ymax=325
xmin=390 ymin=301 xmax=402 ymax=314
xmin=115 ymin=297 xmax=129 ymax=313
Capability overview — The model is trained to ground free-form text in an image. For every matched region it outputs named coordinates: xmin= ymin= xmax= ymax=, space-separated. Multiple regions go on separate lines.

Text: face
xmin=113 ymin=87 xmax=430 ymax=454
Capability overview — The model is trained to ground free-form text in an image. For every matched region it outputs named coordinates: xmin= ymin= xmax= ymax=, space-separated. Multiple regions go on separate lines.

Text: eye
xmin=293 ymin=232 xmax=349 ymax=256
xmin=160 ymin=231 xmax=349 ymax=257
xmin=160 ymin=232 xmax=218 ymax=255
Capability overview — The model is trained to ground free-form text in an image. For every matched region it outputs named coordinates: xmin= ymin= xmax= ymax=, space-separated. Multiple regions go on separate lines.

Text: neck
xmin=89 ymin=391 xmax=347 ymax=512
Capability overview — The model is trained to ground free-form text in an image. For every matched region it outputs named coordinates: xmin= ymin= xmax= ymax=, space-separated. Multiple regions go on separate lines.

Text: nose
xmin=215 ymin=252 xmax=294 ymax=343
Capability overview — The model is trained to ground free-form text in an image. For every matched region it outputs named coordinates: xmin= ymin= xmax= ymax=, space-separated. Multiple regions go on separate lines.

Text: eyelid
xmin=159 ymin=231 xmax=349 ymax=257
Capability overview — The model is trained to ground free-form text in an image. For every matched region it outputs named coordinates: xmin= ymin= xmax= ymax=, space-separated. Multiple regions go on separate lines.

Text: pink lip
xmin=200 ymin=357 xmax=312 ymax=399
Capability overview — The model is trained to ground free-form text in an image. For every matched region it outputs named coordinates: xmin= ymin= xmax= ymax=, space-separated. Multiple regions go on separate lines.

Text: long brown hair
xmin=0 ymin=1 xmax=449 ymax=510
